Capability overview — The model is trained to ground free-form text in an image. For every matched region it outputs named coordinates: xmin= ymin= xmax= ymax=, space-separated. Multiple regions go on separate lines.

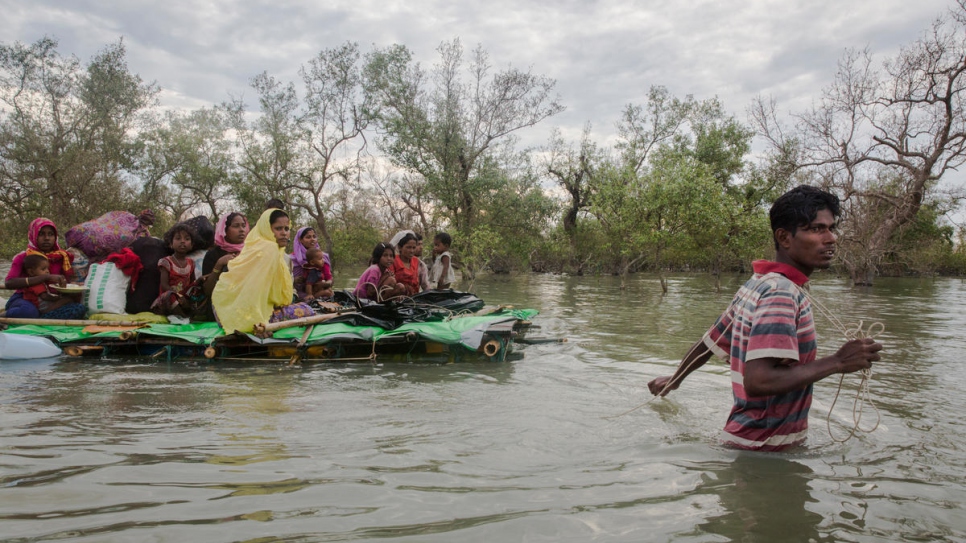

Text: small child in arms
xmin=20 ymin=254 xmax=75 ymax=315
xmin=303 ymin=248 xmax=334 ymax=300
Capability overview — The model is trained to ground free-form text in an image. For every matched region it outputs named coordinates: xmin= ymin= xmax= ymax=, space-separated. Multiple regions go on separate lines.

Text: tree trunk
xmin=851 ymin=266 xmax=876 ymax=287
xmin=314 ymin=215 xmax=334 ymax=266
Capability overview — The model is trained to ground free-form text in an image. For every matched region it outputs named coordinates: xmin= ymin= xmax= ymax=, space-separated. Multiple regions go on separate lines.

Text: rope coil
xmin=804 ymin=291 xmax=883 ymax=443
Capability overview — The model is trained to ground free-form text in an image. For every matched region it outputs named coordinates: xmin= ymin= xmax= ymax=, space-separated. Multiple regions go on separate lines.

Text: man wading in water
xmin=648 ymin=185 xmax=883 ymax=451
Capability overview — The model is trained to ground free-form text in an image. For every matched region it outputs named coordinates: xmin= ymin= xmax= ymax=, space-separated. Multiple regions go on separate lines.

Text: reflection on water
xmin=1 ymin=273 xmax=965 ymax=541
xmin=692 ymin=455 xmax=830 ymax=543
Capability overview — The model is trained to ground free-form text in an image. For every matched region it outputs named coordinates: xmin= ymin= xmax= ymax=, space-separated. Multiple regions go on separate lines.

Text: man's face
xmin=777 ymin=209 xmax=837 ymax=276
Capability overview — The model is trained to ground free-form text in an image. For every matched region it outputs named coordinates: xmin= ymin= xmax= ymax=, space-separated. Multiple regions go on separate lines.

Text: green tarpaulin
xmin=2 ymin=309 xmax=538 ymax=352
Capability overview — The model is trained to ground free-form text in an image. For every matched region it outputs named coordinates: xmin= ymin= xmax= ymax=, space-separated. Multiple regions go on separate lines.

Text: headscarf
xmin=293 ymin=226 xmax=331 ymax=268
xmin=390 ymin=230 xmax=415 ymax=249
xmin=292 ymin=226 xmax=317 ymax=268
xmin=25 ymin=218 xmax=72 ymax=274
xmin=214 ymin=212 xmax=248 ymax=253
xmin=211 ymin=209 xmax=294 ymax=334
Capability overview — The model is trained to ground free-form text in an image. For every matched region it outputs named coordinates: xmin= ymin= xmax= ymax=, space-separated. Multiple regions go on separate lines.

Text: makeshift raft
xmin=0 ymin=300 xmax=546 ymax=365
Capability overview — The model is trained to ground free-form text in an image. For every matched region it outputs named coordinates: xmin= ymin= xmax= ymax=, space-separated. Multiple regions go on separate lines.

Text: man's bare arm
xmin=743 ymin=338 xmax=883 ymax=397
xmin=648 ymin=339 xmax=715 ymax=397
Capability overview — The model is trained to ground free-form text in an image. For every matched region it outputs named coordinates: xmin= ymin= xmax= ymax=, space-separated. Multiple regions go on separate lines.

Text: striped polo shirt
xmin=704 ymin=260 xmax=817 ymax=451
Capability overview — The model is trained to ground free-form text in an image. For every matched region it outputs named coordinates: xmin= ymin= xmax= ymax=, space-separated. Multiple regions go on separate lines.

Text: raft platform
xmin=0 ymin=308 xmax=548 ymax=365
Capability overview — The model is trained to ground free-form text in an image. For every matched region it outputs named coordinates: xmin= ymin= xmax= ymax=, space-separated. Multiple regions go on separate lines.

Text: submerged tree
xmin=589 ymin=87 xmax=764 ymax=290
xmin=363 ymin=38 xmax=564 ymax=277
xmin=543 ymin=125 xmax=605 ymax=273
xmin=753 ymin=2 xmax=966 ymax=285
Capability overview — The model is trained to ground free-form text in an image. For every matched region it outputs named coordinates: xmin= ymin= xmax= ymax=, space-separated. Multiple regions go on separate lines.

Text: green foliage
xmin=1 ymin=35 xmax=961 ymax=288
xmin=136 ymin=107 xmax=239 ymax=220
xmin=879 ymin=201 xmax=961 ymax=276
xmin=363 ymin=38 xmax=564 ymax=277
xmin=583 ymin=87 xmax=768 ymax=288
xmin=330 ymin=224 xmax=382 ymax=268
xmin=0 ymin=37 xmax=156 ymax=253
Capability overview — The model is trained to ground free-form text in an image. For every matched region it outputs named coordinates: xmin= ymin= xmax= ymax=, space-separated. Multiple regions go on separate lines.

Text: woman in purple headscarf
xmin=292 ymin=226 xmax=333 ymax=300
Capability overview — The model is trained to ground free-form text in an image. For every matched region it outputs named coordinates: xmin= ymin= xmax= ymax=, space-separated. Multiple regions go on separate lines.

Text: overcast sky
xmin=1 ymin=0 xmax=957 ymax=149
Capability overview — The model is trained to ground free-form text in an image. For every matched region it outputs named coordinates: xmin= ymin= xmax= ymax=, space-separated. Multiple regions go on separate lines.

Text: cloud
xmin=1 ymin=0 xmax=955 ymax=149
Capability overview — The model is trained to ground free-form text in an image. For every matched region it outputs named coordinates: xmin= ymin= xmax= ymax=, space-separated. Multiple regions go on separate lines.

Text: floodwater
xmin=1 ymin=272 xmax=965 ymax=542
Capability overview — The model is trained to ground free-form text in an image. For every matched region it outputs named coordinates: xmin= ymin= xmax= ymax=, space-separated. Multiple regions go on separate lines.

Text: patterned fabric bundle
xmin=65 ymin=211 xmax=148 ymax=261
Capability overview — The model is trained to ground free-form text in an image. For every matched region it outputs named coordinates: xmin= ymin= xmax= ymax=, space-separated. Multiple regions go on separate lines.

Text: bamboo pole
xmin=253 ymin=311 xmax=355 ymax=336
xmin=287 ymin=325 xmax=316 ymax=366
xmin=0 ymin=317 xmax=158 ymax=327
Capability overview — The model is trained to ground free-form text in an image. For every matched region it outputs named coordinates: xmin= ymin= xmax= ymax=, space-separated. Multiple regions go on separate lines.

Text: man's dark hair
xmin=769 ymin=185 xmax=841 ymax=249
xmin=265 ymin=198 xmax=285 ymax=210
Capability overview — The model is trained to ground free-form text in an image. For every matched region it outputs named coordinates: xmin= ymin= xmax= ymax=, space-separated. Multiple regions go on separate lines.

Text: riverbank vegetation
xmin=3 ymin=3 xmax=965 ymax=286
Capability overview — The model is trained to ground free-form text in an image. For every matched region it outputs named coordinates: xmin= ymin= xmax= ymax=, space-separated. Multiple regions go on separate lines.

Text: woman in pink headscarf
xmin=199 ymin=212 xmax=249 ymax=321
xmin=4 ymin=218 xmax=84 ymax=319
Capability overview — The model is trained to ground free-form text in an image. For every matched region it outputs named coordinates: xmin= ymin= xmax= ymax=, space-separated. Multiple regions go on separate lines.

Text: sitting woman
xmin=211 ymin=209 xmax=314 ymax=335
xmin=200 ymin=212 xmax=249 ymax=320
xmin=390 ymin=232 xmax=421 ymax=296
xmin=354 ymin=242 xmax=406 ymax=301
xmin=4 ymin=218 xmax=84 ymax=319
xmin=292 ymin=226 xmax=333 ymax=301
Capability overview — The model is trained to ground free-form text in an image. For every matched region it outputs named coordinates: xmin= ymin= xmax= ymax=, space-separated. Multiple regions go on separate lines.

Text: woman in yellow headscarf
xmin=211 ymin=208 xmax=313 ymax=334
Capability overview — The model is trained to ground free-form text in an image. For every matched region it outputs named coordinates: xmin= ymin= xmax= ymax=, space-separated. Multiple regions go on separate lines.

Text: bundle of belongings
xmin=313 ymin=290 xmax=485 ymax=330
xmin=64 ymin=211 xmax=215 ymax=321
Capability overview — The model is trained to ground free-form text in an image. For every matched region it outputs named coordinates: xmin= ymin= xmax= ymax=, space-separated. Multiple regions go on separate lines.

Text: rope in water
xmin=802 ymin=289 xmax=883 ymax=443
xmin=603 ymin=330 xmax=714 ymax=419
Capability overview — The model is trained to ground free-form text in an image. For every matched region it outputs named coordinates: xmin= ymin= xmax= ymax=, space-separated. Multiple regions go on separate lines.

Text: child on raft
xmin=292 ymin=226 xmax=333 ymax=301
xmin=303 ymin=248 xmax=334 ymax=300
xmin=354 ymin=242 xmax=406 ymax=301
xmin=19 ymin=254 xmax=87 ymax=319
xmin=151 ymin=223 xmax=198 ymax=318
xmin=430 ymin=232 xmax=455 ymax=290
